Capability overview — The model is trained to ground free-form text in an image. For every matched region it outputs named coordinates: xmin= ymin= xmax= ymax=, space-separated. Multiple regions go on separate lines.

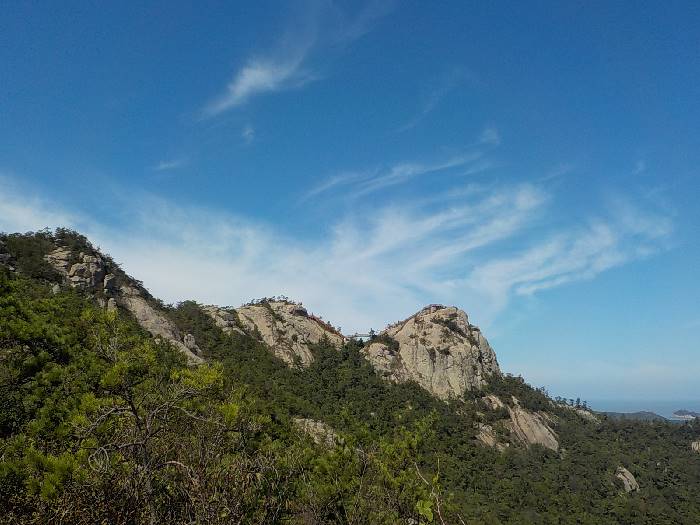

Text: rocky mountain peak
xmin=364 ymin=304 xmax=500 ymax=399
xmin=233 ymin=300 xmax=345 ymax=367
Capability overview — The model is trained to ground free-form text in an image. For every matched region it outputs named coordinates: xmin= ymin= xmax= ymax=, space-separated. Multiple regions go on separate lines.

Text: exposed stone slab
xmin=616 ymin=466 xmax=639 ymax=492
xmin=118 ymin=285 xmax=203 ymax=364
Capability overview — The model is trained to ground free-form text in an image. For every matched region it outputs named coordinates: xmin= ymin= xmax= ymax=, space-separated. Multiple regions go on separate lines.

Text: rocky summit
xmin=364 ymin=305 xmax=500 ymax=399
xmin=43 ymin=240 xmax=498 ymax=396
xmin=234 ymin=301 xmax=345 ymax=367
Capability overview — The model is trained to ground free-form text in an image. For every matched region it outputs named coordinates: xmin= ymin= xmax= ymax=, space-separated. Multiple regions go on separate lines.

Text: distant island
xmin=673 ymin=409 xmax=700 ymax=420
xmin=602 ymin=411 xmax=668 ymax=422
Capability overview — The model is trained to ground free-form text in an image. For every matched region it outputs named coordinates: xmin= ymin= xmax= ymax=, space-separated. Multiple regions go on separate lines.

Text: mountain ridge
xmin=2 ymin=228 xmax=700 ymax=523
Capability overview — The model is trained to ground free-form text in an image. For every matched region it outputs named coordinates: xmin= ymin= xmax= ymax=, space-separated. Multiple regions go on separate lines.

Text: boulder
xmin=364 ymin=305 xmax=500 ymax=399
xmin=616 ymin=466 xmax=639 ymax=492
xmin=235 ymin=301 xmax=344 ymax=367
xmin=566 ymin=405 xmax=601 ymax=423
xmin=475 ymin=423 xmax=510 ymax=452
xmin=692 ymin=441 xmax=700 ymax=453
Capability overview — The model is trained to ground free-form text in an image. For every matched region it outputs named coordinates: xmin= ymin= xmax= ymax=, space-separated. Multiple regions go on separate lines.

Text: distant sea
xmin=588 ymin=399 xmax=700 ymax=420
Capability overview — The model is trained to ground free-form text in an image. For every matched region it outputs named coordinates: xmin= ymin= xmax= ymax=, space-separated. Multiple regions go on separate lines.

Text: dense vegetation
xmin=1 ymin=231 xmax=700 ymax=523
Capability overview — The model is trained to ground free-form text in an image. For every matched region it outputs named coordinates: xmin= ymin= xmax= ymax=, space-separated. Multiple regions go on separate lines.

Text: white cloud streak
xmin=305 ymin=152 xmax=486 ymax=201
xmin=204 ymin=53 xmax=312 ymax=116
xmin=0 ymin=175 xmax=671 ymax=337
xmin=203 ymin=1 xmax=393 ymax=117
xmin=154 ymin=159 xmax=186 ymax=171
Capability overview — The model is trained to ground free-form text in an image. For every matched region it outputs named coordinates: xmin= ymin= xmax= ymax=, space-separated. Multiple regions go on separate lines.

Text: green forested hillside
xmin=1 ymin=231 xmax=700 ymax=524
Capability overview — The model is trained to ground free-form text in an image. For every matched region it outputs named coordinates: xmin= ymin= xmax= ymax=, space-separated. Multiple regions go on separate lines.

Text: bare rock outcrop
xmin=568 ymin=406 xmax=600 ymax=424
xmin=692 ymin=441 xmax=700 ymax=453
xmin=506 ymin=403 xmax=559 ymax=451
xmin=235 ymin=302 xmax=344 ymax=367
xmin=47 ymin=248 xmax=106 ymax=290
xmin=364 ymin=305 xmax=500 ymax=399
xmin=477 ymin=395 xmax=559 ymax=451
xmin=616 ymin=466 xmax=639 ymax=492
xmin=293 ymin=418 xmax=339 ymax=447
xmin=45 ymin=246 xmax=203 ymax=364
xmin=45 ymin=246 xmax=72 ymax=273
xmin=482 ymin=394 xmax=506 ymax=410
xmin=475 ymin=423 xmax=508 ymax=452
xmin=118 ymin=285 xmax=203 ymax=364
xmin=202 ymin=305 xmax=245 ymax=335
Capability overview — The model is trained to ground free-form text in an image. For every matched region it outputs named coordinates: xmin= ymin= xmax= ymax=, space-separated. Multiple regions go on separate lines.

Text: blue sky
xmin=1 ymin=1 xmax=699 ymax=404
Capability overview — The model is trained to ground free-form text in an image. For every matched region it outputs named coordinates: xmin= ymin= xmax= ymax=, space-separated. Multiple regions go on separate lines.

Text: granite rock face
xmin=506 ymin=403 xmax=559 ymax=451
xmin=117 ymin=284 xmax=203 ymax=364
xmin=692 ymin=441 xmax=700 ymax=454
xmin=616 ymin=466 xmax=640 ymax=492
xmin=235 ymin=302 xmax=344 ymax=367
xmin=46 ymin=248 xmax=106 ymax=290
xmin=364 ymin=305 xmax=500 ymax=399
xmin=477 ymin=395 xmax=559 ymax=452
xmin=202 ymin=305 xmax=245 ymax=335
xmin=45 ymin=246 xmax=203 ymax=364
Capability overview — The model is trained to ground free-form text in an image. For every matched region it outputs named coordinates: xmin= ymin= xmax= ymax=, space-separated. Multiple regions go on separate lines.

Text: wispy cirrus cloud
xmin=0 ymin=173 xmax=672 ymax=335
xmin=303 ymin=154 xmax=481 ymax=201
xmin=467 ymin=208 xmax=672 ymax=314
xmin=203 ymin=1 xmax=394 ymax=117
xmin=203 ymin=51 xmax=313 ymax=117
xmin=397 ymin=68 xmax=475 ymax=132
xmin=305 ymin=129 xmax=499 ymax=201
xmin=153 ymin=158 xmax=187 ymax=171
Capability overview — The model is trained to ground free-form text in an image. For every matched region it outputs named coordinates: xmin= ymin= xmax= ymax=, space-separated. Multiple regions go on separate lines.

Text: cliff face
xmin=44 ymin=246 xmax=203 ymax=364
xmin=229 ymin=302 xmax=345 ymax=367
xmin=364 ymin=305 xmax=500 ymax=399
